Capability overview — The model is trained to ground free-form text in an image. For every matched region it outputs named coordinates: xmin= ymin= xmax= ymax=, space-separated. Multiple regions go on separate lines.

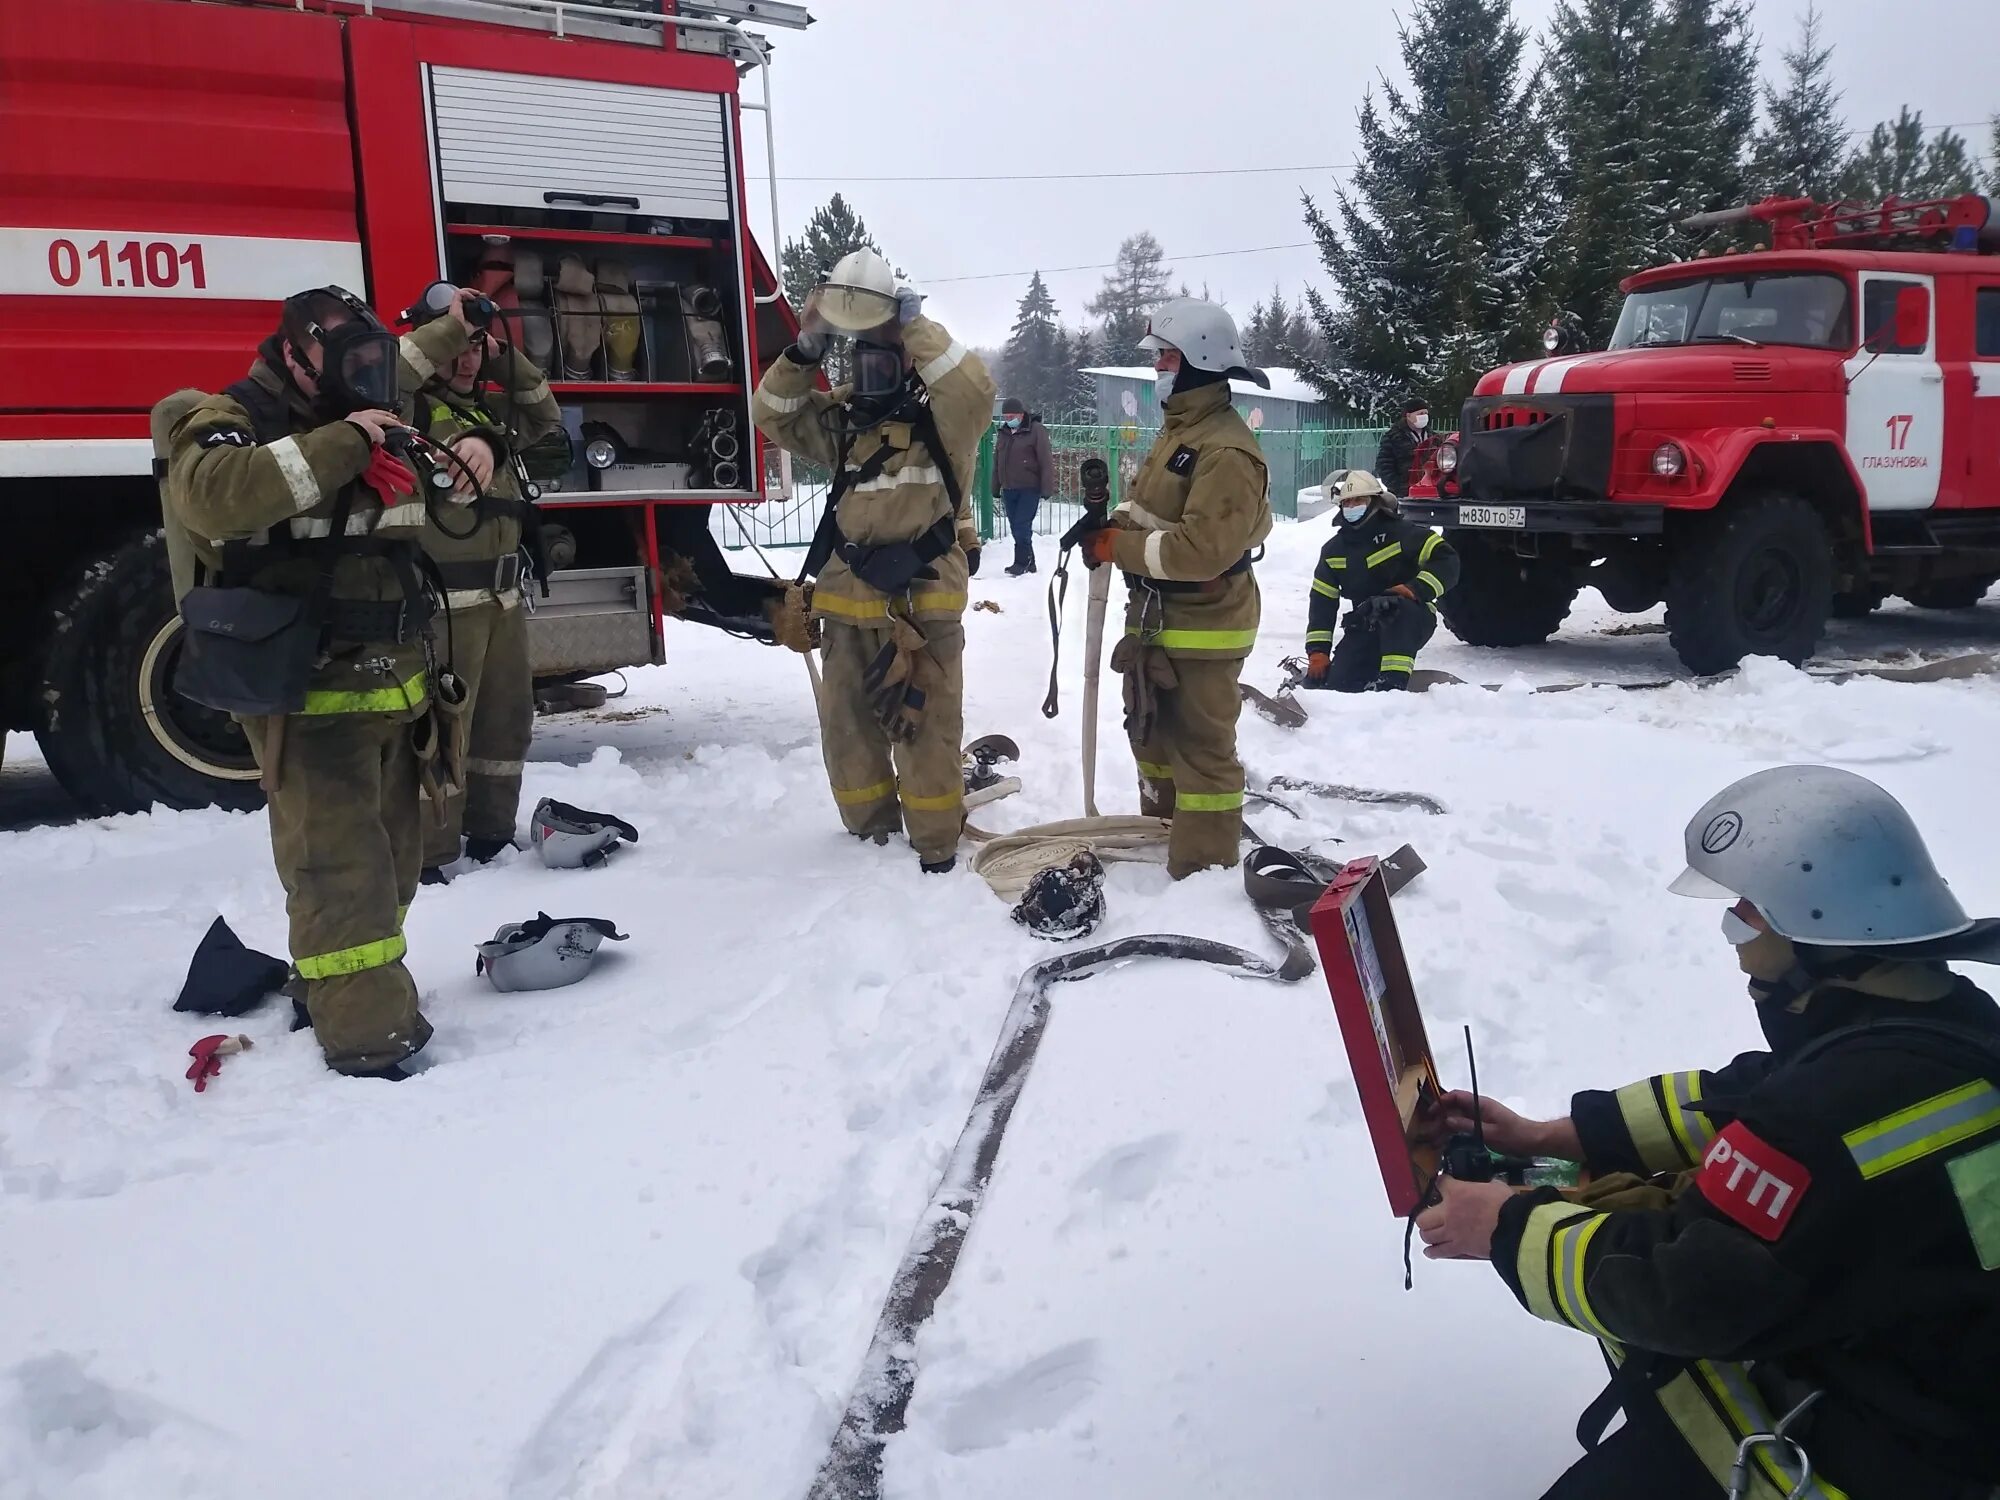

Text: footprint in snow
xmin=1073 ymin=1133 xmax=1180 ymax=1205
xmin=934 ymin=1341 xmax=1102 ymax=1454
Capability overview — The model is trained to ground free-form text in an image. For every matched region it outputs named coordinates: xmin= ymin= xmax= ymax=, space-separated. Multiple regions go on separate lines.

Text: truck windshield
xmin=1609 ymin=273 xmax=1851 ymax=351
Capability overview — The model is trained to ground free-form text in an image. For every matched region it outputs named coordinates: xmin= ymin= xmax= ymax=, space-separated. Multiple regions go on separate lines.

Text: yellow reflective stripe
xmin=1311 ymin=578 xmax=1339 ymax=599
xmin=302 ymin=670 xmax=428 ymax=716
xmin=1416 ymin=570 xmax=1446 ymax=597
xmin=900 ymin=788 xmax=963 ymax=812
xmin=1617 ymin=1073 xmax=1711 ymax=1171
xmin=1175 ymin=789 xmax=1244 ymax=813
xmin=296 ymin=932 xmax=407 ymax=981
xmin=1695 ymin=1361 xmax=1852 ymax=1500
xmin=910 ymin=590 xmax=968 ymax=613
xmin=1366 ymin=541 xmax=1403 ymax=567
xmin=814 ymin=593 xmax=891 ymax=621
xmin=1325 ymin=555 xmax=1348 ymax=569
xmin=833 ymin=778 xmax=897 ymax=806
xmin=1664 ymin=1069 xmax=1713 ymax=1167
xmin=1515 ymin=1202 xmax=1594 ymax=1327
xmin=1126 ymin=626 xmax=1259 ymax=651
xmin=1380 ymin=654 xmax=1414 ymax=672
xmin=1844 ymin=1080 xmax=2000 ymax=1179
xmin=1304 ymin=631 xmax=1334 ymax=646
xmin=1553 ymin=1213 xmax=1615 ymax=1340
xmin=1418 ymin=530 xmax=1443 ymax=562
xmin=1135 ymin=761 xmax=1175 ymax=780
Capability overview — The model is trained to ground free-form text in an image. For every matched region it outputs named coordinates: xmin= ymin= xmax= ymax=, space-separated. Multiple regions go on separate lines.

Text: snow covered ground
xmin=4 ymin=519 xmax=1999 ymax=1500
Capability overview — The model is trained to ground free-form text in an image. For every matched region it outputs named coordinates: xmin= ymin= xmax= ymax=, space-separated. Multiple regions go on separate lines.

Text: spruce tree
xmin=1297 ymin=0 xmax=1550 ymax=418
xmin=1839 ymin=108 xmax=1980 ymax=202
xmin=999 ymin=272 xmax=1067 ymax=418
xmin=1086 ymin=234 xmax=1174 ymax=366
xmin=779 ymin=193 xmax=884 ymax=386
xmin=1749 ymin=4 xmax=1846 ymax=202
xmin=1062 ymin=326 xmax=1102 ymax=425
xmin=1987 ymin=116 xmax=2000 ymax=195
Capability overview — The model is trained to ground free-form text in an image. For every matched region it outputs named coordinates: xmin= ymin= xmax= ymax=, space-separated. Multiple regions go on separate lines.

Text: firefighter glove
xmin=1390 ymin=583 xmax=1418 ymax=602
xmin=1082 ymin=527 xmax=1119 ymax=569
xmin=895 ymin=284 xmax=925 ymax=326
xmin=966 ymin=545 xmax=981 ymax=579
xmin=362 ymin=448 xmax=417 ymax=500
xmin=1305 ymin=651 xmax=1330 ymax=685
xmin=790 ymin=329 xmax=829 ymax=365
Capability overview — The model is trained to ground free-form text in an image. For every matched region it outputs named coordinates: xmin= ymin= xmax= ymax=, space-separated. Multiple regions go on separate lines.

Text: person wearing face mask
xmin=401 ymin=286 xmax=563 ymax=885
xmin=1373 ymin=397 xmax=1431 ymax=494
xmin=1074 ymin=297 xmax=1271 ymax=878
xmin=1413 ymin=765 xmax=2000 ymax=1500
xmin=157 ymin=285 xmax=465 ymax=1080
xmin=990 ymin=397 xmax=1054 ymax=576
xmin=1300 ymin=469 xmax=1457 ymax=691
xmin=752 ymin=248 xmax=994 ymax=872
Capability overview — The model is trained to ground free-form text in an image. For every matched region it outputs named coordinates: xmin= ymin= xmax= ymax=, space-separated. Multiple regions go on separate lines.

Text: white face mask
xmin=1720 ymin=908 xmax=1761 ymax=946
xmin=1408 ymin=412 xmax=1430 ymax=432
xmin=1340 ymin=503 xmax=1371 ymax=524
xmin=1155 ymin=367 xmax=1176 ymax=402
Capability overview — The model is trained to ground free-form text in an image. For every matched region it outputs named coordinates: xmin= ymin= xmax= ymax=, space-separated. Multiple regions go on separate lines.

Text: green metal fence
xmin=716 ymin=423 xmax=1391 ymax=554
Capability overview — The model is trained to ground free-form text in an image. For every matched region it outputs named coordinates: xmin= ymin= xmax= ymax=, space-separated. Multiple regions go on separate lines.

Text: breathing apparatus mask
xmin=282 ymin=287 xmax=399 ymax=419
xmin=844 ymin=338 xmax=912 ymax=432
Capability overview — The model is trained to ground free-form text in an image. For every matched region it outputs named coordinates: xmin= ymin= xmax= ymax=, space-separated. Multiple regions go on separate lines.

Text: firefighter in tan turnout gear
xmin=400 ymin=287 xmax=564 ymax=883
xmin=752 ymin=250 xmax=994 ymax=872
xmin=1078 ymin=298 xmax=1272 ymax=878
xmin=156 ymin=286 xmax=470 ymax=1080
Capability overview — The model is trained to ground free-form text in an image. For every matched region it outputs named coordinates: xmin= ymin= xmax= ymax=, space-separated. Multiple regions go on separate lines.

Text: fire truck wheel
xmin=1665 ymin=495 xmax=1833 ymax=675
xmin=1436 ymin=534 xmax=1580 ymax=647
xmin=33 ymin=530 xmax=263 ymax=817
xmin=1900 ymin=577 xmax=1995 ymax=612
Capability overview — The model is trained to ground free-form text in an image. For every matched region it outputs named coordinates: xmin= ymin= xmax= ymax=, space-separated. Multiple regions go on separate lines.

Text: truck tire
xmin=1665 ymin=495 xmax=1833 ymax=675
xmin=1437 ymin=533 xmax=1579 ymax=647
xmin=34 ymin=530 xmax=262 ymax=816
xmin=1900 ymin=577 xmax=1995 ymax=611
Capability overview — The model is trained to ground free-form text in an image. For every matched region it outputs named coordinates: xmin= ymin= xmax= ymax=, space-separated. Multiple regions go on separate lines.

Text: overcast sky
xmin=749 ymin=0 xmax=1995 ymax=353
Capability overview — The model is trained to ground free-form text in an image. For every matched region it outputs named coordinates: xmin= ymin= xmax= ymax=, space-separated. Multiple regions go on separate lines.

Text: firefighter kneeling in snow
xmin=1416 ymin=766 xmax=2000 ymax=1500
xmin=400 ymin=285 xmax=564 ymax=883
xmin=1301 ymin=470 xmax=1456 ymax=691
xmin=156 ymin=287 xmax=463 ymax=1080
xmin=751 ymin=249 xmax=994 ymax=872
xmin=1077 ymin=298 xmax=1272 ymax=879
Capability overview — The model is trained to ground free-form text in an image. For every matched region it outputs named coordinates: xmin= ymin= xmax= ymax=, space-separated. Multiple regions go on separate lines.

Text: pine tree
xmin=780 ymin=193 xmax=883 ymax=385
xmin=1542 ymin=0 xmax=1759 ymax=343
xmin=1086 ymin=233 xmax=1174 ymax=366
xmin=1839 ymin=108 xmax=1980 ymax=202
xmin=1749 ymin=4 xmax=1846 ymax=202
xmin=998 ymin=272 xmax=1067 ymax=419
xmin=1062 ymin=326 xmax=1102 ymax=424
xmin=1987 ymin=116 xmax=2000 ymax=194
xmin=1297 ymin=0 xmax=1551 ymax=418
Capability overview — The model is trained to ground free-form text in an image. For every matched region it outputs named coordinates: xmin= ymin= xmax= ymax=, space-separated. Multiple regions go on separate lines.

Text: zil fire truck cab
xmin=0 ymin=0 xmax=808 ymax=815
xmin=1403 ymin=194 xmax=2000 ymax=675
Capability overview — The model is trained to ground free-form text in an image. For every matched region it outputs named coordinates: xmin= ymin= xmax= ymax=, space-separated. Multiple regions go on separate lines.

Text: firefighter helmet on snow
xmin=476 ymin=913 xmax=628 ymax=992
xmin=1670 ymin=765 xmax=1974 ymax=947
xmin=1136 ymin=298 xmax=1270 ymax=388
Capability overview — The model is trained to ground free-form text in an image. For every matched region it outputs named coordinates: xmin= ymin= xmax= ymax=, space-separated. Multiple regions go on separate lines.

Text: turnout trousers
xmin=817 ymin=618 xmax=967 ymax=864
xmin=1123 ymin=654 xmax=1246 ymax=879
xmin=243 ymin=709 xmax=431 ymax=1075
xmin=423 ymin=596 xmax=532 ymax=866
xmin=1321 ymin=598 xmax=1437 ymax=690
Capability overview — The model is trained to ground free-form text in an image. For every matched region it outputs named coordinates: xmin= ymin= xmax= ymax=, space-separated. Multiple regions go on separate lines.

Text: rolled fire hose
xmin=596 ymin=258 xmax=642 ymax=382
xmin=553 ymin=254 xmax=601 ymax=380
xmin=510 ymin=248 xmax=557 ymax=375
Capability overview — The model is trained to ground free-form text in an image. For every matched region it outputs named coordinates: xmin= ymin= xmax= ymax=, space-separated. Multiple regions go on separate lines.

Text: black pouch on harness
xmin=175 ymin=585 xmax=322 ymax=716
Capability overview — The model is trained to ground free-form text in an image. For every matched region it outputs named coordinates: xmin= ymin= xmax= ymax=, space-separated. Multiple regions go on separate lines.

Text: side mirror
xmin=1893 ymin=285 xmax=1930 ymax=351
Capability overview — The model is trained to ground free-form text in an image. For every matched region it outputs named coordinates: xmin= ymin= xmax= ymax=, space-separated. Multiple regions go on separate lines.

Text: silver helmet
xmin=530 ymin=799 xmax=639 ymax=870
xmin=476 ymin=913 xmax=628 ymax=993
xmin=1670 ymin=765 xmax=1972 ymax=946
xmin=1136 ymin=298 xmax=1270 ymax=388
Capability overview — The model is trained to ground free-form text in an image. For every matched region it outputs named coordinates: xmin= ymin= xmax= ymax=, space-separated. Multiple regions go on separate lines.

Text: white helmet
xmin=1136 ymin=298 xmax=1270 ymax=389
xmin=475 ymin=913 xmax=628 ymax=993
xmin=530 ymin=798 xmax=639 ymax=870
xmin=1670 ymin=766 xmax=1977 ymax=948
xmin=811 ymin=248 xmax=900 ymax=334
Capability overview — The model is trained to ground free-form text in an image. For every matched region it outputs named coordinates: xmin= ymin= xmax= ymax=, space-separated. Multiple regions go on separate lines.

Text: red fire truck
xmin=1403 ymin=195 xmax=2000 ymax=675
xmin=0 ymin=0 xmax=807 ymax=815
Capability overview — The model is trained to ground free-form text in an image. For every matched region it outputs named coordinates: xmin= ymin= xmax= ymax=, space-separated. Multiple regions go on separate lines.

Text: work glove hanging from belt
xmin=1108 ymin=635 xmax=1179 ymax=746
xmin=767 ymin=581 xmax=820 ymax=654
xmin=862 ymin=615 xmax=935 ymax=743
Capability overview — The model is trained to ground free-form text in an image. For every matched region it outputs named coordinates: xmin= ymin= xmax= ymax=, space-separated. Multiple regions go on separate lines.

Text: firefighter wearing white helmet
xmin=751 ymin=250 xmax=995 ymax=871
xmin=1413 ymin=765 xmax=2000 ymax=1500
xmin=1300 ymin=468 xmax=1458 ymax=690
xmin=1074 ymin=298 xmax=1271 ymax=877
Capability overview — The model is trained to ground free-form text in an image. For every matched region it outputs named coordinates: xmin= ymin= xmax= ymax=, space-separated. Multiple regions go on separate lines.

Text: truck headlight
xmin=1543 ymin=324 xmax=1562 ymax=353
xmin=1435 ymin=441 xmax=1459 ymax=474
xmin=1651 ymin=442 xmax=1686 ymax=478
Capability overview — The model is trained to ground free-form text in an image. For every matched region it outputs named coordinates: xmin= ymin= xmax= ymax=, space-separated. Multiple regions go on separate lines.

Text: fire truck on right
xmin=1403 ymin=193 xmax=2000 ymax=675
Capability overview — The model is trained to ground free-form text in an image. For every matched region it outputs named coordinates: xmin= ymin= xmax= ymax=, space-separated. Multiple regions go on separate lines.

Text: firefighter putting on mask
xmin=399 ymin=280 xmax=565 ymax=884
xmin=1302 ymin=470 xmax=1457 ymax=692
xmin=1076 ymin=298 xmax=1272 ymax=879
xmin=751 ymin=249 xmax=995 ymax=873
xmin=155 ymin=287 xmax=459 ymax=1081
xmin=1414 ymin=766 xmax=2000 ymax=1500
